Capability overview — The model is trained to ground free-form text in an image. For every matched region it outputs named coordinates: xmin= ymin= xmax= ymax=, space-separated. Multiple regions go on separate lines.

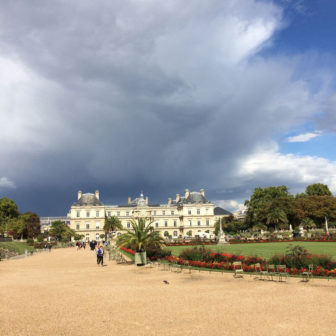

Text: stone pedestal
xmin=217 ymin=232 xmax=228 ymax=244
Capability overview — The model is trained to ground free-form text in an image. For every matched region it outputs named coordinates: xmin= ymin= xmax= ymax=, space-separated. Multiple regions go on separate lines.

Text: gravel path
xmin=0 ymin=248 xmax=335 ymax=336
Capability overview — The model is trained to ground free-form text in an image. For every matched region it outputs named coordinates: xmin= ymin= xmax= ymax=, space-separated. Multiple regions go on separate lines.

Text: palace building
xmin=68 ymin=189 xmax=229 ymax=241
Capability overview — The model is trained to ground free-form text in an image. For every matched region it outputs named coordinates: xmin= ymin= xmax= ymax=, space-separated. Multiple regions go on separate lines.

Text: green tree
xmin=117 ymin=217 xmax=166 ymax=252
xmin=103 ymin=215 xmax=122 ymax=240
xmin=295 ymin=196 xmax=336 ymax=228
xmin=245 ymin=186 xmax=295 ymax=229
xmin=305 ymin=183 xmax=332 ymax=196
xmin=22 ymin=212 xmax=41 ymax=238
xmin=49 ymin=221 xmax=71 ymax=240
xmin=7 ymin=216 xmax=27 ymax=239
xmin=186 ymin=230 xmax=192 ymax=237
xmin=0 ymin=197 xmax=19 ymax=235
xmin=266 ymin=208 xmax=288 ymax=229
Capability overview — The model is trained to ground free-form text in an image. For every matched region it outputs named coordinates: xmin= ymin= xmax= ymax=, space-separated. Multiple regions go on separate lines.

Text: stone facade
xmin=69 ymin=189 xmax=218 ymax=241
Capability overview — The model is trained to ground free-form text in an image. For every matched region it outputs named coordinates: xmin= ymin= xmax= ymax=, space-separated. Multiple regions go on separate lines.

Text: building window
xmin=197 ymin=220 xmax=201 ymax=226
xmin=206 ymin=219 xmax=210 ymax=226
xmin=96 ymin=211 xmax=99 ymax=217
xmin=85 ymin=233 xmax=90 ymax=241
xmin=76 ymin=224 xmax=80 ymax=230
xmin=86 ymin=223 xmax=90 ymax=229
xmin=188 ymin=210 xmax=191 ymax=215
xmin=164 ymin=221 xmax=168 ymax=227
xmin=173 ymin=231 xmax=178 ymax=237
xmin=127 ymin=222 xmax=130 ymax=228
xmin=96 ymin=222 xmax=100 ymax=229
xmin=126 ymin=211 xmax=129 ymax=216
xmin=153 ymin=210 xmax=157 ymax=215
xmin=86 ymin=211 xmax=90 ymax=217
xmin=117 ymin=211 xmax=120 ymax=216
xmin=162 ymin=210 xmax=165 ymax=216
xmin=189 ymin=220 xmax=192 ymax=226
xmin=96 ymin=233 xmax=100 ymax=240
xmin=107 ymin=211 xmax=111 ymax=217
xmin=206 ymin=208 xmax=209 ymax=214
xmin=155 ymin=222 xmax=159 ymax=228
xmin=76 ymin=211 xmax=80 ymax=217
xmin=174 ymin=220 xmax=177 ymax=227
xmin=197 ymin=209 xmax=200 ymax=215
xmin=171 ymin=210 xmax=174 ymax=215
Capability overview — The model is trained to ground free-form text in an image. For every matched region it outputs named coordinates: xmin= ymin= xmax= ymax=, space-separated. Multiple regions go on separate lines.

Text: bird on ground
xmin=163 ymin=280 xmax=169 ymax=284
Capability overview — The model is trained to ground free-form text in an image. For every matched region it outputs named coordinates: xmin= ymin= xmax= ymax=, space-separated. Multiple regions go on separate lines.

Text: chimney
xmin=145 ymin=196 xmax=148 ymax=205
xmin=78 ymin=190 xmax=82 ymax=200
xmin=175 ymin=194 xmax=180 ymax=203
xmin=185 ymin=189 xmax=190 ymax=199
xmin=95 ymin=190 xmax=99 ymax=200
xmin=200 ymin=189 xmax=205 ymax=197
xmin=168 ymin=197 xmax=172 ymax=205
xmin=128 ymin=197 xmax=131 ymax=204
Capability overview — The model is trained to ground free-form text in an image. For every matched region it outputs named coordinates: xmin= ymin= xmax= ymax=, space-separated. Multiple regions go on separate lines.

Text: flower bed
xmin=166 ymin=238 xmax=336 ymax=246
xmin=165 ymin=255 xmax=336 ymax=277
xmin=120 ymin=246 xmax=135 ymax=256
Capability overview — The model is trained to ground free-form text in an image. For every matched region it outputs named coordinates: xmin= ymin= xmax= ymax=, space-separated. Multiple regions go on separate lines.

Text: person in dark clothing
xmin=96 ymin=246 xmax=104 ymax=266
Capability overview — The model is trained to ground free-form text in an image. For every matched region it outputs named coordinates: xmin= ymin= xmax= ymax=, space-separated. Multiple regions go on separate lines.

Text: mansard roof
xmin=214 ymin=207 xmax=232 ymax=216
xmin=73 ymin=193 xmax=104 ymax=206
xmin=177 ymin=191 xmax=211 ymax=205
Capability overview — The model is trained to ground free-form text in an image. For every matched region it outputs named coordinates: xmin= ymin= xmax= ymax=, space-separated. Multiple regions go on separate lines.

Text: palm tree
xmin=117 ymin=217 xmax=166 ymax=252
xmin=103 ymin=216 xmax=122 ymax=241
xmin=266 ymin=208 xmax=288 ymax=230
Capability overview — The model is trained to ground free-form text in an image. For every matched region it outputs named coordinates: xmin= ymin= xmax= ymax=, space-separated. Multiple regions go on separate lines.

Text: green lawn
xmin=0 ymin=241 xmax=34 ymax=254
xmin=168 ymin=242 xmax=336 ymax=260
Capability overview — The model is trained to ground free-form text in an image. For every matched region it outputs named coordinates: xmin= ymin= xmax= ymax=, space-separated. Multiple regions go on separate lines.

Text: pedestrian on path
xmin=96 ymin=246 xmax=104 ymax=266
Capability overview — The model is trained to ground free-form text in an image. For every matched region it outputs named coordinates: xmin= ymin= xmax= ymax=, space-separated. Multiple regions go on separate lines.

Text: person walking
xmin=48 ymin=244 xmax=52 ymax=252
xmin=96 ymin=246 xmax=104 ymax=266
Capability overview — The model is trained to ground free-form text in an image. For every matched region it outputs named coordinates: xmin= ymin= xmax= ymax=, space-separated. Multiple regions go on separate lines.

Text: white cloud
xmin=0 ymin=177 xmax=16 ymax=189
xmin=287 ymin=132 xmax=321 ymax=142
xmin=214 ymin=200 xmax=246 ymax=213
xmin=237 ymin=145 xmax=336 ymax=194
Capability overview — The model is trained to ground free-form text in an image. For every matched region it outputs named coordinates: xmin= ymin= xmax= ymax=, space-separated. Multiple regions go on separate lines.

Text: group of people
xmin=43 ymin=244 xmax=52 ymax=252
xmin=76 ymin=241 xmax=86 ymax=250
xmin=75 ymin=239 xmax=107 ymax=266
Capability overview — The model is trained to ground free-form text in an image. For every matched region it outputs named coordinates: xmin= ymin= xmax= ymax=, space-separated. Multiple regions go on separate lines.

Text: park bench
xmin=254 ymin=263 xmax=268 ymax=280
xmin=301 ymin=264 xmax=314 ymax=282
xmin=115 ymin=252 xmax=128 ymax=264
xmin=276 ymin=265 xmax=289 ymax=282
xmin=233 ymin=261 xmax=244 ymax=278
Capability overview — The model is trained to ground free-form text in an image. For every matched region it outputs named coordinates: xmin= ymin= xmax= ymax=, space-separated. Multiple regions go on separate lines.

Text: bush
xmin=268 ymin=245 xmax=336 ymax=270
xmin=146 ymin=247 xmax=171 ymax=260
xmin=179 ymin=246 xmax=212 ymax=261
xmin=26 ymin=238 xmax=34 ymax=246
xmin=37 ymin=235 xmax=44 ymax=242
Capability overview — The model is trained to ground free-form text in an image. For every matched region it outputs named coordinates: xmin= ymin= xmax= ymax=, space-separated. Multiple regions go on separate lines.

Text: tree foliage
xmin=245 ymin=186 xmax=295 ymax=229
xmin=294 ymin=196 xmax=336 ymax=227
xmin=103 ymin=215 xmax=122 ymax=239
xmin=22 ymin=212 xmax=41 ymax=238
xmin=305 ymin=183 xmax=332 ymax=197
xmin=49 ymin=220 xmax=75 ymax=241
xmin=117 ymin=217 xmax=166 ymax=251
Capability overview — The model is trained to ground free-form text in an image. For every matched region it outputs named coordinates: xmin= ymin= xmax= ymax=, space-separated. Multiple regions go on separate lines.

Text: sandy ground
xmin=0 ymin=248 xmax=335 ymax=336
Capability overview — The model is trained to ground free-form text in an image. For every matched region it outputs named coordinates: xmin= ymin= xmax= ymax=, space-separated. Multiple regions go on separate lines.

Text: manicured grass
xmin=0 ymin=241 xmax=34 ymax=254
xmin=168 ymin=242 xmax=336 ymax=260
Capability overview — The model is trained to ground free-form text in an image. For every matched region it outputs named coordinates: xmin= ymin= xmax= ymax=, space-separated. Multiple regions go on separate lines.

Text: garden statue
xmin=217 ymin=219 xmax=227 ymax=244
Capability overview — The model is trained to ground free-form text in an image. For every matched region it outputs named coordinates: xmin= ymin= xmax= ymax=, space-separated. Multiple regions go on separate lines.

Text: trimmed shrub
xmin=26 ymin=238 xmax=34 ymax=246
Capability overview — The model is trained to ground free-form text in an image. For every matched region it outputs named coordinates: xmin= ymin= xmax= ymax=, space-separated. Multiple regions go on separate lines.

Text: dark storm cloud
xmin=0 ymin=0 xmax=333 ymax=215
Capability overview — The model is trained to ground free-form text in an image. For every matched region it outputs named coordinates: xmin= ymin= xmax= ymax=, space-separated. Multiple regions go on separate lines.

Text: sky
xmin=1 ymin=0 xmax=336 ymax=216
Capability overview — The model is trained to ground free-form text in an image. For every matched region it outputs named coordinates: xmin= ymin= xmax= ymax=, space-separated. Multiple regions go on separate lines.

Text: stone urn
xmin=135 ymin=251 xmax=147 ymax=266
